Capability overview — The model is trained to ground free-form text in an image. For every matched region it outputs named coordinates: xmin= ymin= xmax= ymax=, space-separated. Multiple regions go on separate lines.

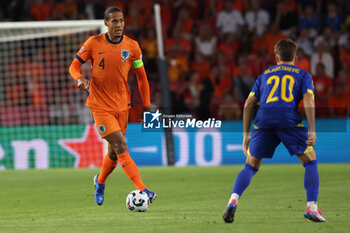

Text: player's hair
xmin=104 ymin=6 xmax=122 ymax=20
xmin=274 ymin=39 xmax=298 ymax=62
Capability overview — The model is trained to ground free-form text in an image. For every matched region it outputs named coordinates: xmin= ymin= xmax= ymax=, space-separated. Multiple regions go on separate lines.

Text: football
xmin=126 ymin=190 xmax=150 ymax=212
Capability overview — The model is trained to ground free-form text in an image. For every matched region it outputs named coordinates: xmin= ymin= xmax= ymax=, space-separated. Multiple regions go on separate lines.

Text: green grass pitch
xmin=0 ymin=164 xmax=349 ymax=233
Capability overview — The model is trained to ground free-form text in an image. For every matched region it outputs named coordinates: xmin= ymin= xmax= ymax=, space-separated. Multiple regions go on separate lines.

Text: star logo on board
xmin=143 ymin=109 xmax=162 ymax=129
xmin=151 ymin=109 xmax=162 ymax=122
xmin=59 ymin=125 xmax=104 ymax=168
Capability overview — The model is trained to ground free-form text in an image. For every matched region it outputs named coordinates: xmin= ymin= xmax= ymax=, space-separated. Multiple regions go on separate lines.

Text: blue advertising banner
xmin=0 ymin=119 xmax=348 ymax=170
xmin=126 ymin=119 xmax=350 ymax=166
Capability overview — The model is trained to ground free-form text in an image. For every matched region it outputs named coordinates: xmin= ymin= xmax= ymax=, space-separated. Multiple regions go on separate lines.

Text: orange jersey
xmin=75 ymin=33 xmax=144 ymax=112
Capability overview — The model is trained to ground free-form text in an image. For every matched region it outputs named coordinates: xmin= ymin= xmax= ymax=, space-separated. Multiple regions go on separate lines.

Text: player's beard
xmin=114 ymin=28 xmax=123 ymax=38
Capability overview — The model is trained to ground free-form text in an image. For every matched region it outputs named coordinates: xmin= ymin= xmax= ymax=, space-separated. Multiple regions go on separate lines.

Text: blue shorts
xmin=249 ymin=126 xmax=309 ymax=158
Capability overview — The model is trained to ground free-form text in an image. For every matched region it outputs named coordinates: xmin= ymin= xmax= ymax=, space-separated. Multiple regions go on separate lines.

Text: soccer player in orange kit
xmin=69 ymin=6 xmax=157 ymax=205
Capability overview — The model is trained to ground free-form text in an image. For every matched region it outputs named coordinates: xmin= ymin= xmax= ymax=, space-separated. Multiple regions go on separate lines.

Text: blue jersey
xmin=250 ymin=64 xmax=314 ymax=128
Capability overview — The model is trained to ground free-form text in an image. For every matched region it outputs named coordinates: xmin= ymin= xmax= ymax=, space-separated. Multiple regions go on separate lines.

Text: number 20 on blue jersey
xmin=266 ymin=75 xmax=295 ymax=103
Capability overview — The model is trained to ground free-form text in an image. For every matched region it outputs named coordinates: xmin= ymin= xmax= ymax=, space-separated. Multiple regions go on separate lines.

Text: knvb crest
xmin=121 ymin=49 xmax=129 ymax=62
xmin=143 ymin=110 xmax=161 ymax=129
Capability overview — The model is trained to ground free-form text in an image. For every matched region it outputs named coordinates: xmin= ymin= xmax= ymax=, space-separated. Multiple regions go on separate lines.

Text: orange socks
xmin=97 ymin=154 xmax=118 ymax=184
xmin=118 ymin=152 xmax=147 ymax=190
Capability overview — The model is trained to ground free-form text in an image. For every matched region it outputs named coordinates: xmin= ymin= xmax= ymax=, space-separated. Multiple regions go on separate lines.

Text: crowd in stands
xmin=1 ymin=0 xmax=350 ymax=126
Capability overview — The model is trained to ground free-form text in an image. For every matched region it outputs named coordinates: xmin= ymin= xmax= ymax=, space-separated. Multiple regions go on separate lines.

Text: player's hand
xmin=242 ymin=134 xmax=251 ymax=157
xmin=77 ymin=77 xmax=89 ymax=91
xmin=306 ymin=131 xmax=317 ymax=146
xmin=143 ymin=105 xmax=151 ymax=113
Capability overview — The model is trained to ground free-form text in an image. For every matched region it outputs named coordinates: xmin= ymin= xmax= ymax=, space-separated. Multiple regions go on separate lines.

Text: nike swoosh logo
xmin=98 ymin=52 xmax=104 ymax=54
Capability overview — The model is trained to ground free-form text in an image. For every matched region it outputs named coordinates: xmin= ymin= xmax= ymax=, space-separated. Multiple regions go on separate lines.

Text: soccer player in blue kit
xmin=223 ymin=39 xmax=326 ymax=223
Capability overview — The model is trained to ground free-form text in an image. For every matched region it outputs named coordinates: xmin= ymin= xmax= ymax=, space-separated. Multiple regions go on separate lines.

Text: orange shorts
xmin=90 ymin=108 xmax=129 ymax=137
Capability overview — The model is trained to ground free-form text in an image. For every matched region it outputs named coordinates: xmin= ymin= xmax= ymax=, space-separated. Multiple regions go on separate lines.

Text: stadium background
xmin=0 ymin=0 xmax=350 ymax=169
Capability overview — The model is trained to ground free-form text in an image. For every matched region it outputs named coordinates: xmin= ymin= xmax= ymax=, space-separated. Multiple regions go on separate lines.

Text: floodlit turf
xmin=0 ymin=164 xmax=349 ymax=233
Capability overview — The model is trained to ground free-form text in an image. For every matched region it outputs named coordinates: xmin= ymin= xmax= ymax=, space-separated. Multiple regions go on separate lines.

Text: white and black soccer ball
xmin=126 ymin=190 xmax=150 ymax=212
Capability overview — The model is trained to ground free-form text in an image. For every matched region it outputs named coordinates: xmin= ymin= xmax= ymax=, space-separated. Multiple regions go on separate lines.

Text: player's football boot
xmin=143 ymin=189 xmax=157 ymax=203
xmin=93 ymin=174 xmax=105 ymax=205
xmin=222 ymin=199 xmax=237 ymax=223
xmin=304 ymin=206 xmax=327 ymax=222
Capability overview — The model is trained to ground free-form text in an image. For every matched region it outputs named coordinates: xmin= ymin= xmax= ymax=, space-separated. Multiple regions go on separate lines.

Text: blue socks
xmin=232 ymin=164 xmax=259 ymax=196
xmin=231 ymin=161 xmax=319 ymax=201
xmin=303 ymin=160 xmax=319 ymax=202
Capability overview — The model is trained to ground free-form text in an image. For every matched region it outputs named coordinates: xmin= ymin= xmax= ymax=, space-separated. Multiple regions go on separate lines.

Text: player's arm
xmin=69 ymin=38 xmax=93 ymax=91
xmin=69 ymin=58 xmax=89 ymax=91
xmin=303 ymin=91 xmax=316 ymax=146
xmin=242 ymin=95 xmax=258 ymax=156
xmin=133 ymin=61 xmax=151 ymax=111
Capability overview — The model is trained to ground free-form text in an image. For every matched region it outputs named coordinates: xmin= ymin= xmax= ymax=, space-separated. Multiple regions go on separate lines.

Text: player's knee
xmin=297 ymin=148 xmax=316 ymax=164
xmin=113 ymin=140 xmax=128 ymax=155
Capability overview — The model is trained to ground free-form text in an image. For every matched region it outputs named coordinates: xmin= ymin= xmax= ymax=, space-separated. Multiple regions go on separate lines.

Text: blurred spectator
xmin=72 ymin=92 xmax=92 ymax=124
xmin=195 ymin=23 xmax=217 ymax=58
xmin=49 ymin=93 xmax=70 ymax=125
xmin=313 ymin=63 xmax=332 ymax=105
xmin=233 ymin=61 xmax=255 ymax=102
xmin=250 ymin=33 xmax=268 ymax=57
xmin=29 ymin=0 xmax=53 ymax=21
xmin=263 ymin=22 xmax=287 ymax=57
xmin=312 ymin=63 xmax=332 ymax=117
xmin=173 ymin=8 xmax=194 ymax=41
xmin=197 ymin=72 xmax=214 ymax=120
xmin=294 ymin=48 xmax=310 ymax=72
xmin=158 ymin=0 xmax=172 ymax=34
xmin=104 ymin=0 xmax=125 ymax=12
xmin=323 ymin=2 xmax=344 ymax=33
xmin=339 ymin=37 xmax=350 ymax=73
xmin=338 ymin=30 xmax=349 ymax=48
xmin=141 ymin=28 xmax=158 ymax=77
xmin=207 ymin=66 xmax=223 ymax=99
xmin=6 ymin=0 xmax=28 ymax=21
xmin=78 ymin=0 xmax=96 ymax=19
xmin=245 ymin=0 xmax=270 ymax=37
xmin=233 ymin=55 xmax=253 ymax=78
xmin=6 ymin=81 xmax=26 ymax=107
xmin=310 ymin=41 xmax=334 ymax=78
xmin=165 ymin=26 xmax=192 ymax=57
xmin=204 ymin=0 xmax=247 ymax=15
xmin=190 ymin=52 xmax=211 ymax=81
xmin=216 ymin=0 xmax=245 ymax=36
xmin=218 ymin=33 xmax=239 ymax=60
xmin=172 ymin=0 xmax=199 ymax=19
xmin=336 ymin=68 xmax=350 ymax=95
xmin=5 ymin=47 xmax=30 ymax=107
xmin=183 ymin=71 xmax=202 ymax=112
xmin=167 ymin=46 xmax=189 ymax=82
xmin=217 ymin=62 xmax=233 ymax=94
xmin=313 ymin=26 xmax=336 ymax=52
xmin=125 ymin=2 xmax=143 ymax=40
xmin=217 ymin=92 xmax=242 ymax=120
xmin=52 ymin=0 xmax=78 ymax=20
xmin=328 ymin=82 xmax=350 ymax=117
xmin=204 ymin=0 xmax=221 ymax=18
xmin=298 ymin=4 xmax=320 ymax=38
xmin=297 ymin=28 xmax=314 ymax=57
xmin=275 ymin=0 xmax=299 ymax=36
xmin=217 ymin=51 xmax=234 ymax=79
